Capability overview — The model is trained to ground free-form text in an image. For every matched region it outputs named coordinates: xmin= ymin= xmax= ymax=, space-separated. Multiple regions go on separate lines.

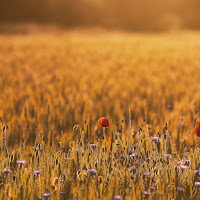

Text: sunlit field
xmin=1 ymin=29 xmax=200 ymax=199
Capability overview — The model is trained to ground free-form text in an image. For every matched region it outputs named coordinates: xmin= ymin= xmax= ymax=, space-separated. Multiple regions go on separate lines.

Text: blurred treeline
xmin=0 ymin=0 xmax=200 ymax=31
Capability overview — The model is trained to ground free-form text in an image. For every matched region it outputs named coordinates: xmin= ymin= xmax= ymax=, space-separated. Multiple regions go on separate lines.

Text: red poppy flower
xmin=98 ymin=117 xmax=111 ymax=128
xmin=194 ymin=122 xmax=200 ymax=137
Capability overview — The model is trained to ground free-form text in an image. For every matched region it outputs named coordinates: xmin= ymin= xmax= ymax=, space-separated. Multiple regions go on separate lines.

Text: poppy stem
xmin=102 ymin=127 xmax=105 ymax=165
xmin=102 ymin=127 xmax=109 ymax=167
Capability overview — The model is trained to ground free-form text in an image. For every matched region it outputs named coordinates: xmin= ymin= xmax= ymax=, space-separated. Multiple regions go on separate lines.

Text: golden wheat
xmin=0 ymin=30 xmax=200 ymax=199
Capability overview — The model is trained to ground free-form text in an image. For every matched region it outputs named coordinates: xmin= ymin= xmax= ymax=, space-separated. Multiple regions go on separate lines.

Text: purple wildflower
xmin=194 ymin=169 xmax=200 ymax=175
xmin=176 ymin=160 xmax=185 ymax=166
xmin=176 ymin=122 xmax=184 ymax=127
xmin=143 ymin=191 xmax=151 ymax=195
xmin=179 ymin=165 xmax=188 ymax=170
xmin=41 ymin=193 xmax=52 ymax=198
xmin=166 ymin=104 xmax=172 ymax=109
xmin=177 ymin=187 xmax=184 ymax=191
xmin=2 ymin=168 xmax=12 ymax=174
xmin=195 ymin=182 xmax=200 ymax=187
xmin=90 ymin=144 xmax=97 ymax=149
xmin=87 ymin=169 xmax=96 ymax=174
xmin=134 ymin=162 xmax=142 ymax=166
xmin=128 ymin=168 xmax=136 ymax=172
xmin=81 ymin=89 xmax=87 ymax=93
xmin=33 ymin=170 xmax=42 ymax=175
xmin=143 ymin=172 xmax=151 ymax=178
xmin=16 ymin=160 xmax=27 ymax=165
xmin=151 ymin=137 xmax=160 ymax=143
xmin=113 ymin=195 xmax=122 ymax=200
xmin=184 ymin=159 xmax=190 ymax=165
xmin=60 ymin=191 xmax=66 ymax=195
xmin=164 ymin=154 xmax=172 ymax=159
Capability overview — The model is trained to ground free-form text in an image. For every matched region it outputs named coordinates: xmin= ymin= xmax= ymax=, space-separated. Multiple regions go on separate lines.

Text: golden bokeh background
xmin=1 ymin=0 xmax=200 ymax=31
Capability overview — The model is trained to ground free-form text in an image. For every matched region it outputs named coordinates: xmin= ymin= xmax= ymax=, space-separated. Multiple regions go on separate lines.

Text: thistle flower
xmin=98 ymin=117 xmax=111 ymax=128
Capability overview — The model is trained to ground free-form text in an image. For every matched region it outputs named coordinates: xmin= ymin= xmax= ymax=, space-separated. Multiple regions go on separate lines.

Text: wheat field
xmin=0 ymin=29 xmax=200 ymax=199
